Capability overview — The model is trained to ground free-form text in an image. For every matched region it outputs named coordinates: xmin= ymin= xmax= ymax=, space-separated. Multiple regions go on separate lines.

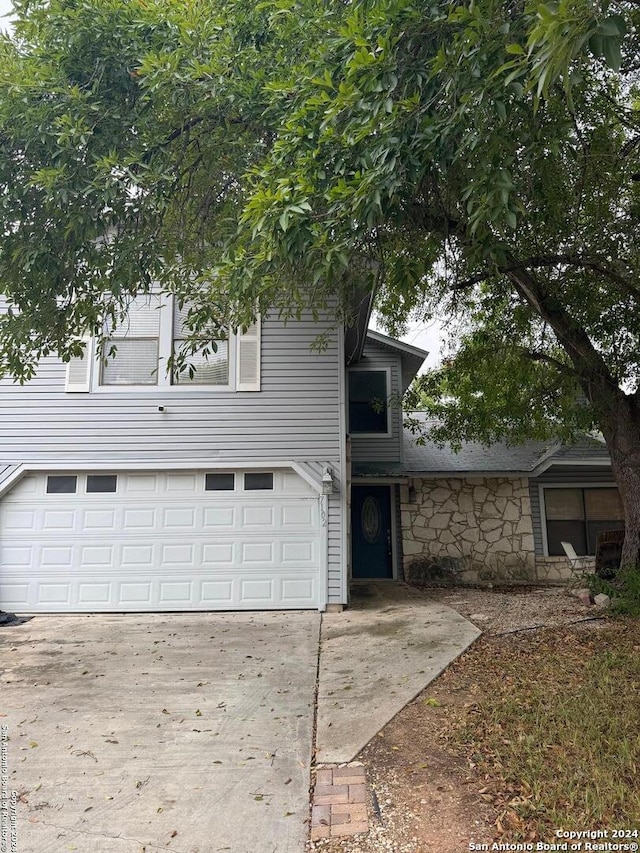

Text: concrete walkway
xmin=316 ymin=582 xmax=481 ymax=764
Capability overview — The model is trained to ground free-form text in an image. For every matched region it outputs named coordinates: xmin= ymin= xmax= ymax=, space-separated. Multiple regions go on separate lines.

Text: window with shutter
xmin=89 ymin=294 xmax=261 ymax=392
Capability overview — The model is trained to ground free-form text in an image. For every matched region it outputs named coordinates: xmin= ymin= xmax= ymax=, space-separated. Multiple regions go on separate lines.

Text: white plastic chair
xmin=560 ymin=541 xmax=591 ymax=572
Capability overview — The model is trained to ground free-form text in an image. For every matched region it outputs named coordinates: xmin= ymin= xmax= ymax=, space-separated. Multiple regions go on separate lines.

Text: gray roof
xmin=352 ymin=415 xmax=612 ymax=478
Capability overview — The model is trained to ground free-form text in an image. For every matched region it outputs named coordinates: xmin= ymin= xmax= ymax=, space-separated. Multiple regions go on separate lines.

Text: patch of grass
xmin=587 ymin=566 xmax=640 ymax=616
xmin=447 ymin=621 xmax=640 ymax=839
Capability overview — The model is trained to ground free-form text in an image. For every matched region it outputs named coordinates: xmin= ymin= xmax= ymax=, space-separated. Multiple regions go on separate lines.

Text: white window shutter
xmin=65 ymin=338 xmax=94 ymax=393
xmin=236 ymin=318 xmax=261 ymax=391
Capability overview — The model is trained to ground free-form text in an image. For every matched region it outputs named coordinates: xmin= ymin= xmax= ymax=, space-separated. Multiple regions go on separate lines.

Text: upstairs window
xmin=543 ymin=487 xmax=624 ymax=556
xmin=101 ymin=295 xmax=161 ymax=386
xmin=172 ymin=301 xmax=228 ymax=386
xmin=100 ymin=295 xmax=229 ymax=388
xmin=348 ymin=369 xmax=390 ymax=435
xmin=64 ymin=293 xmax=261 ymax=393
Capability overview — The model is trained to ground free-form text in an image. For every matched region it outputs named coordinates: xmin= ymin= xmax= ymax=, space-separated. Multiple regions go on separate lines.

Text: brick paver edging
xmin=310 ymin=763 xmax=368 ymax=839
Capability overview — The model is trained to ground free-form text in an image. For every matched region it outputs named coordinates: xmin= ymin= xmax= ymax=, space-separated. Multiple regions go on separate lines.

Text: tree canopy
xmin=0 ymin=0 xmax=640 ymax=560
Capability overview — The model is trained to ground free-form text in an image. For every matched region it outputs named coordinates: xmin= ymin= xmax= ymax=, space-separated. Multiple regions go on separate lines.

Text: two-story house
xmin=0 ymin=295 xmax=621 ymax=613
xmin=0 ymin=294 xmax=428 ymax=613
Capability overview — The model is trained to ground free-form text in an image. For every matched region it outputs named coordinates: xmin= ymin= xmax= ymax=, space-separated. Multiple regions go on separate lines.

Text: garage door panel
xmin=2 ymin=509 xmax=36 ymax=530
xmin=37 ymin=583 xmax=72 ymax=605
xmin=0 ymin=469 xmax=322 ymax=612
xmin=241 ymin=542 xmax=274 ymax=564
xmin=282 ymin=578 xmax=316 ymax=601
xmin=203 ymin=506 xmax=236 ymax=529
xmin=41 ymin=546 xmax=73 ymax=567
xmin=242 ymin=505 xmax=275 ymax=527
xmin=120 ymin=581 xmax=153 ymax=604
xmin=123 ymin=508 xmax=156 ymax=529
xmin=162 ymin=543 xmax=196 ymax=564
xmin=121 ymin=544 xmax=154 ymax=566
xmin=162 ymin=507 xmax=197 ymax=528
xmin=159 ymin=581 xmax=193 ymax=603
xmin=241 ymin=578 xmax=275 ymax=602
xmin=84 ymin=509 xmax=118 ymax=530
xmin=200 ymin=580 xmax=234 ymax=604
xmin=78 ymin=583 xmax=111 ymax=604
xmin=124 ymin=474 xmax=160 ymax=494
xmin=203 ymin=543 xmax=235 ymax=565
xmin=81 ymin=545 xmax=114 ymax=566
xmin=281 ymin=541 xmax=316 ymax=564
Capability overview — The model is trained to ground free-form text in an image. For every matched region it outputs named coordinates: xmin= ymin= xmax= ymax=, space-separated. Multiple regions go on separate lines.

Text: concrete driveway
xmin=0 ymin=612 xmax=320 ymax=853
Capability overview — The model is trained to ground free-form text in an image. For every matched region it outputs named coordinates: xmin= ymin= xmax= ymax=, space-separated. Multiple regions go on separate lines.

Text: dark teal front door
xmin=351 ymin=485 xmax=393 ymax=579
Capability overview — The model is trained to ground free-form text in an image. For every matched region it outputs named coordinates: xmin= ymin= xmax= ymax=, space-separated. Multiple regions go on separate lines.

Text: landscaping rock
xmin=571 ymin=588 xmax=593 ymax=606
xmin=594 ymin=593 xmax=611 ymax=608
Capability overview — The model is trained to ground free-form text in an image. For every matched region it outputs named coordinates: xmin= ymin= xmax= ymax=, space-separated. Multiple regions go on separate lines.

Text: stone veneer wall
xmin=535 ymin=555 xmax=595 ymax=582
xmin=402 ymin=476 xmax=548 ymax=584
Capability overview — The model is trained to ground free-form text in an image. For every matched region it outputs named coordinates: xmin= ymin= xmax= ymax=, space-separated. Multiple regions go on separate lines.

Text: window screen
xmin=101 ymin=295 xmax=161 ymax=385
xmin=348 ymin=371 xmax=389 ymax=434
xmin=205 ymin=473 xmax=235 ymax=491
xmin=86 ymin=475 xmax=117 ymax=493
xmin=244 ymin=472 xmax=273 ymax=491
xmin=172 ymin=302 xmax=229 ymax=385
xmin=46 ymin=475 xmax=77 ymax=494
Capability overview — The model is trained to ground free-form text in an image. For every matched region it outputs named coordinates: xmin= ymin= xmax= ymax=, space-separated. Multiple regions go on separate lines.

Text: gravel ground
xmin=425 ymin=583 xmax=603 ymax=634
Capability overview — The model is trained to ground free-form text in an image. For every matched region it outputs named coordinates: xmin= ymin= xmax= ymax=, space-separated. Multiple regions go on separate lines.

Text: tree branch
xmin=452 ymin=254 xmax=640 ymax=301
xmin=521 ymin=348 xmax=574 ymax=375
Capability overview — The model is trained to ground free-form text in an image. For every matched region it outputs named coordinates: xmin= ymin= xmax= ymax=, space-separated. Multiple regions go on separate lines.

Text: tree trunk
xmin=595 ymin=390 xmax=640 ymax=569
xmin=503 ymin=265 xmax=640 ymax=571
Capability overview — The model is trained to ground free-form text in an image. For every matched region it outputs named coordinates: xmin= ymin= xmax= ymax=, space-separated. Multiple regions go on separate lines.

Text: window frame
xmin=94 ymin=293 xmax=237 ymax=393
xmin=205 ymin=472 xmax=236 ymax=492
xmin=539 ymin=482 xmax=624 ymax=557
xmin=46 ymin=475 xmax=78 ymax=495
xmin=86 ymin=474 xmax=118 ymax=493
xmin=243 ymin=472 xmax=274 ymax=491
xmin=347 ymin=367 xmax=392 ymax=438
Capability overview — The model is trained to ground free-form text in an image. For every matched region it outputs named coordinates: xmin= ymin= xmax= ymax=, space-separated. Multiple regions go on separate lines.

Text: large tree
xmin=0 ymin=0 xmax=639 ymax=562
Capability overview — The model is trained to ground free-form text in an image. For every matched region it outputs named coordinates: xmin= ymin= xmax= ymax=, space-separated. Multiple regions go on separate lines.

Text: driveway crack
xmin=22 ymin=817 xmax=191 ymax=852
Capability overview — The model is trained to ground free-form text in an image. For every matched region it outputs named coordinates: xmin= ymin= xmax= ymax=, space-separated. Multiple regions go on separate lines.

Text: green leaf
xmin=597 ymin=15 xmax=627 ymax=38
xmin=601 ymin=35 xmax=622 ymax=71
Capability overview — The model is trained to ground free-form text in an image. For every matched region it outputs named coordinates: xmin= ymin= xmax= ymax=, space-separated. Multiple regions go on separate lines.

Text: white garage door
xmin=0 ymin=469 xmax=322 ymax=612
